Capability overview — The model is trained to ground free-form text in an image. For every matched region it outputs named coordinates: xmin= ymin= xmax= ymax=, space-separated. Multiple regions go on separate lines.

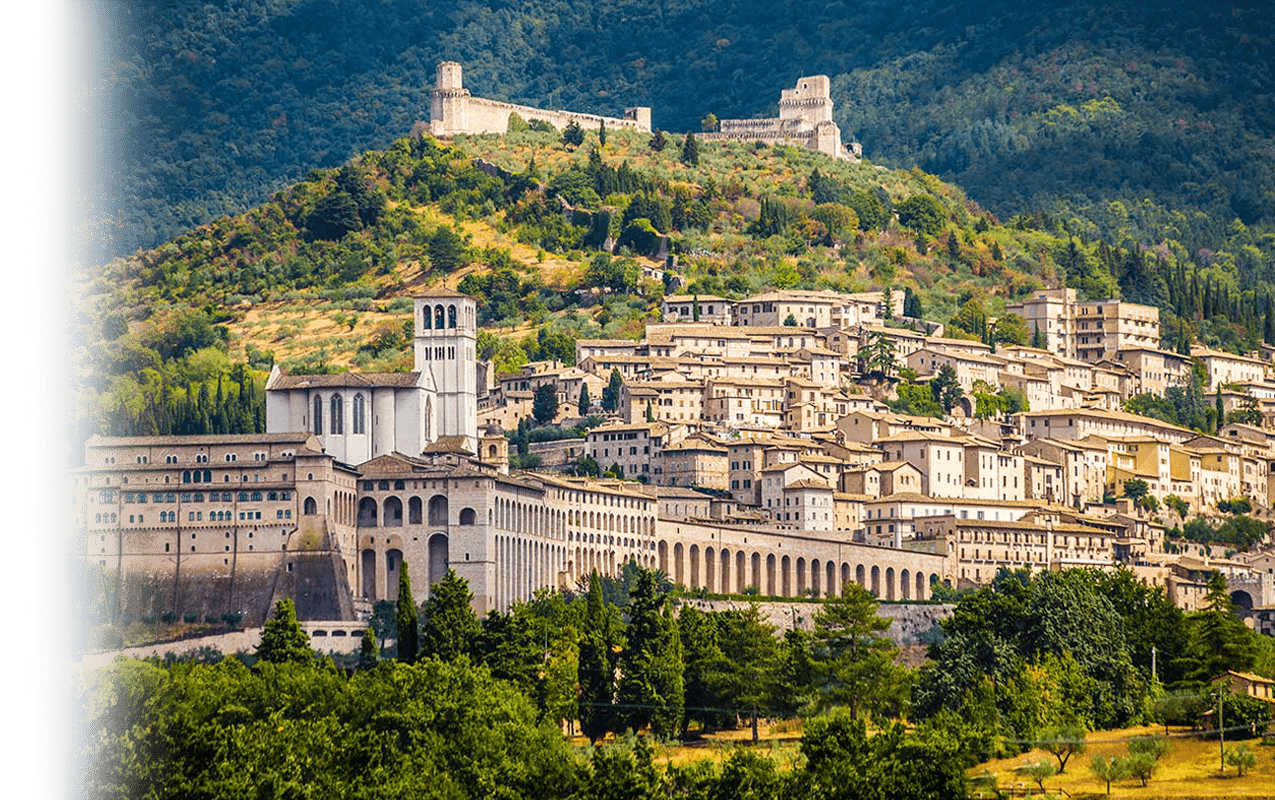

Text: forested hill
xmin=89 ymin=0 xmax=1274 ymax=278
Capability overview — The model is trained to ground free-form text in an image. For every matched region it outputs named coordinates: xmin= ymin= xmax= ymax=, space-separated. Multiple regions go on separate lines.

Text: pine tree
xmin=650 ymin=129 xmax=667 ymax=152
xmin=680 ymin=133 xmax=699 ymax=166
xmin=562 ymin=120 xmax=584 ymax=147
xmin=420 ymin=569 xmax=479 ymax=661
xmin=578 ymin=571 xmax=621 ymax=743
xmin=810 ymin=583 xmax=908 ymax=720
xmin=255 ymin=598 xmax=313 ymax=664
xmin=616 ymin=568 xmax=684 ymax=738
xmin=395 ymin=561 xmax=420 ymax=663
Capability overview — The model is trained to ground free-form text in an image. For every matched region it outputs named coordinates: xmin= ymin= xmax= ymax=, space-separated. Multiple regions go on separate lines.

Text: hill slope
xmin=85 ymin=0 xmax=1275 ymax=278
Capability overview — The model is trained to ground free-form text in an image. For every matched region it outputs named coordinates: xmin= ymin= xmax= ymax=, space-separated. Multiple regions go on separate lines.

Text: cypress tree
xmin=680 ymin=133 xmax=699 ymax=166
xmin=1216 ymin=390 xmax=1225 ymax=433
xmin=396 ymin=561 xmax=420 ymax=663
xmin=357 ymin=626 xmax=379 ymax=670
xmin=578 ymin=571 xmax=620 ymax=743
xmin=598 ymin=120 xmax=607 ymax=146
xmin=255 ymin=598 xmax=313 ymax=664
xmin=578 ymin=384 xmax=591 ymax=416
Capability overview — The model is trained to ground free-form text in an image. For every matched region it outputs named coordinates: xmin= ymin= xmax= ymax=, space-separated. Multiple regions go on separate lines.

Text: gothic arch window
xmin=353 ymin=394 xmax=365 ymax=434
xmin=435 ymin=305 xmax=445 ymax=329
xmin=313 ymin=395 xmax=323 ymax=435
xmin=448 ymin=304 xmax=457 ymax=328
xmin=330 ymin=394 xmax=343 ymax=434
xmin=422 ymin=306 xmax=431 ymax=329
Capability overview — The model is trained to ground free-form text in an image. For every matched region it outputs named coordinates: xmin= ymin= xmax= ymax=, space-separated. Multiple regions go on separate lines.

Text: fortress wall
xmin=442 ymin=96 xmax=650 ymax=136
xmin=697 ymin=130 xmax=820 ymax=148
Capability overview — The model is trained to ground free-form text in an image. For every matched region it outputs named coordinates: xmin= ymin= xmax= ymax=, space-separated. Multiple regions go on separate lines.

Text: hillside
xmin=74 ymin=125 xmax=1275 ymax=456
xmin=86 ymin=0 xmax=1275 ymax=284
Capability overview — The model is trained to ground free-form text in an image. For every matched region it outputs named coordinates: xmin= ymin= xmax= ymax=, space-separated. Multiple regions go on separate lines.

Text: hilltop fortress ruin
xmin=699 ymin=75 xmax=861 ymax=161
xmin=428 ymin=62 xmax=860 ymax=162
xmin=430 ymin=62 xmax=652 ymax=137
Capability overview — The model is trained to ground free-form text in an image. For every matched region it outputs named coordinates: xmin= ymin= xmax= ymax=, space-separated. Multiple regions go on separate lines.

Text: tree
xmin=533 ymin=383 xmax=558 ymax=425
xmin=712 ymin=604 xmax=781 ymax=743
xmin=578 ymin=571 xmax=622 ymax=743
xmin=615 ymin=567 xmax=684 ymax=738
xmin=993 ymin=313 xmax=1030 ymax=346
xmin=931 ymin=363 xmax=963 ymax=415
xmin=650 ymin=129 xmax=667 ymax=152
xmin=428 ymin=226 xmax=466 ymax=273
xmin=1124 ymin=751 xmax=1157 ymax=786
xmin=1090 ymin=754 xmax=1126 ymax=795
xmin=861 ymin=331 xmax=897 ymax=382
xmin=645 ymin=399 xmax=654 ymax=422
xmin=357 ymin=627 xmax=379 ymax=670
xmin=1216 ymin=389 xmax=1225 ymax=433
xmin=420 ymin=569 xmax=479 ymax=662
xmin=1039 ymin=723 xmax=1087 ymax=773
xmin=896 ymin=194 xmax=946 ymax=236
xmin=1122 ymin=478 xmax=1149 ymax=502
xmin=1128 ymin=735 xmax=1170 ymax=762
xmin=1018 ymin=759 xmax=1056 ymax=793
xmin=255 ymin=598 xmax=313 ymax=664
xmin=680 ymin=133 xmax=700 ymax=166
xmin=1176 ymin=572 xmax=1258 ymax=685
xmin=1031 ymin=324 xmax=1047 ymax=349
xmin=562 ymin=120 xmax=584 ymax=147
xmin=395 ymin=562 xmax=420 ymax=663
xmin=700 ymin=113 xmax=718 ymax=132
xmin=578 ymin=384 xmax=591 ymax=415
xmin=306 ymin=191 xmax=363 ymax=240
xmin=810 ymin=583 xmax=909 ymax=721
xmin=597 ymin=120 xmax=607 ymax=146
xmin=601 ymin=367 xmax=623 ymax=412
xmin=784 ymin=313 xmax=798 ymax=326
xmin=692 ymin=295 xmax=700 ymax=321
xmin=902 ymin=286 xmax=923 ymax=319
xmin=1225 ymin=744 xmax=1257 ymax=776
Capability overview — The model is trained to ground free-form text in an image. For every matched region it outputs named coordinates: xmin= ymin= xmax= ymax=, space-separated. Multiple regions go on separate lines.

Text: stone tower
xmin=779 ymin=75 xmax=834 ymax=125
xmin=414 ymin=289 xmax=478 ymax=453
xmin=479 ymin=420 xmax=509 ymax=474
xmin=430 ymin=61 xmax=471 ymax=136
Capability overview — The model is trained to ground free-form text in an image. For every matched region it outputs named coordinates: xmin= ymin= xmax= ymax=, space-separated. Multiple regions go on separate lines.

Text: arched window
xmin=251 ymin=491 xmax=263 ymax=501
xmin=237 ymin=492 xmax=248 ymax=502
xmin=330 ymin=394 xmax=343 ymax=434
xmin=313 ymin=395 xmax=323 ymax=435
xmin=434 ymin=305 xmax=445 ymax=329
xmin=459 ymin=507 xmax=476 ymax=525
xmin=422 ymin=306 xmax=431 ymax=329
xmin=409 ymin=496 xmax=422 ymax=524
xmin=358 ymin=497 xmax=378 ymax=527
xmin=384 ymin=497 xmax=403 ymax=527
xmin=428 ymin=495 xmax=448 ymax=526
xmin=353 ymin=394 xmax=365 ymax=434
xmin=182 ymin=470 xmax=191 ymax=483
xmin=203 ymin=469 xmax=211 ymax=483
xmin=448 ymin=304 xmax=457 ymax=328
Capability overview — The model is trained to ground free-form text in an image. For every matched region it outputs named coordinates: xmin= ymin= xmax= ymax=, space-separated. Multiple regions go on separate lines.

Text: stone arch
xmin=428 ymin=534 xmax=448 ymax=590
xmin=408 ymin=496 xmax=422 ymax=525
xmin=386 ymin=549 xmax=403 ymax=601
xmin=304 ymin=496 xmax=317 ymax=516
xmin=705 ymin=546 xmax=716 ymax=592
xmin=766 ymin=554 xmax=776 ymax=595
xmin=720 ymin=548 xmax=731 ymax=594
xmin=1231 ymin=589 xmax=1254 ymax=615
xmin=782 ymin=555 xmax=791 ymax=596
xmin=916 ymin=571 xmax=927 ymax=600
xmin=361 ymin=549 xmax=377 ymax=599
xmin=901 ymin=569 xmax=911 ymax=600
xmin=811 ymin=559 xmax=821 ymax=597
xmin=825 ymin=561 xmax=835 ymax=598
xmin=428 ymin=495 xmax=448 ymax=526
xmin=434 ymin=305 xmax=445 ymax=329
xmin=886 ymin=567 xmax=896 ymax=601
xmin=383 ymin=497 xmax=403 ymax=527
xmin=448 ymin=304 xmax=457 ymax=328
xmin=751 ymin=552 xmax=761 ymax=592
xmin=870 ymin=565 xmax=880 ymax=597
xmin=658 ymin=540 xmax=668 ymax=574
xmin=358 ymin=497 xmax=378 ymax=527
xmin=796 ymin=557 xmax=807 ymax=595
xmin=689 ymin=545 xmax=700 ymax=589
xmin=459 ymin=507 xmax=477 ymax=525
xmin=841 ymin=562 xmax=851 ymax=592
xmin=674 ymin=542 xmax=684 ymax=586
xmin=856 ymin=564 xmax=866 ymax=587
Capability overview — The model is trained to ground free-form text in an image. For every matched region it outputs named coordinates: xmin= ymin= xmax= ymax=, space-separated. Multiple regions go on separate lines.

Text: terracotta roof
xmin=270 ymin=371 xmax=421 ymax=389
xmin=87 ymin=432 xmax=318 ymax=448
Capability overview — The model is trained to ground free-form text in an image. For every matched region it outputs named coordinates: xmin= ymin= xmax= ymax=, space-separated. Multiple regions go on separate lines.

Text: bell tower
xmin=414 ymin=289 xmax=478 ymax=453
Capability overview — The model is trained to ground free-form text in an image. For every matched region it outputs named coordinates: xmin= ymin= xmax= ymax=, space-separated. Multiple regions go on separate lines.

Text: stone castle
xmin=428 ymin=62 xmax=859 ymax=162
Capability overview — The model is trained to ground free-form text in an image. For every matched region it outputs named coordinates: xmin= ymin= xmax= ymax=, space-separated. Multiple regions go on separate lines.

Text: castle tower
xmin=779 ymin=75 xmax=834 ymax=125
xmin=479 ymin=420 xmax=509 ymax=474
xmin=414 ymin=289 xmax=478 ymax=453
xmin=430 ymin=61 xmax=470 ymax=136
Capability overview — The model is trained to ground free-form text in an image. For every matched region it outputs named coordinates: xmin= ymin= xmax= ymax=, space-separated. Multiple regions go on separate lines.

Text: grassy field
xmin=972 ymin=724 xmax=1275 ymax=799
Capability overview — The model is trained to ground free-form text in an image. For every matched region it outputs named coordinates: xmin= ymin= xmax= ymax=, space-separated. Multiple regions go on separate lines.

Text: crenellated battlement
xmin=699 ymin=75 xmax=858 ymax=161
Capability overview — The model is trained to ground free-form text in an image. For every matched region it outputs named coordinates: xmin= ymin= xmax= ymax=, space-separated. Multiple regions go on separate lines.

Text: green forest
xmin=87 ymin=0 xmax=1274 ymax=281
xmin=79 ymin=564 xmax=1275 ymax=799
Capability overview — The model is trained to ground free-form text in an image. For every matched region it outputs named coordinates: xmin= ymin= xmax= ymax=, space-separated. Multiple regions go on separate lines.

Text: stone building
xmin=697 ymin=76 xmax=861 ymax=161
